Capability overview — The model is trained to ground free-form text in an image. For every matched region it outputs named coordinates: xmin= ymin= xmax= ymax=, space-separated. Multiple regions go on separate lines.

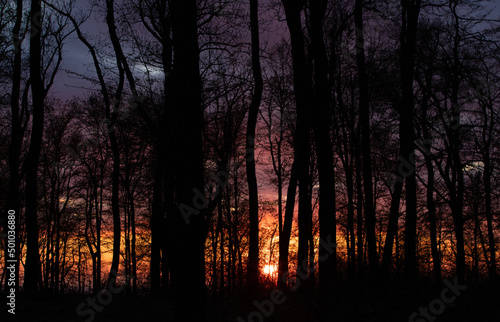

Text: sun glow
xmin=263 ymin=264 xmax=277 ymax=275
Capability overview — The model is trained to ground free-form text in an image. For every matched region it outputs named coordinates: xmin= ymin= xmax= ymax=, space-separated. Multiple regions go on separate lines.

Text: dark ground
xmin=1 ymin=277 xmax=499 ymax=321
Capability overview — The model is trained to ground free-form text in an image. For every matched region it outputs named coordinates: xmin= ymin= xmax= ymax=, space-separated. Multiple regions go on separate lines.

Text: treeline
xmin=1 ymin=0 xmax=500 ymax=321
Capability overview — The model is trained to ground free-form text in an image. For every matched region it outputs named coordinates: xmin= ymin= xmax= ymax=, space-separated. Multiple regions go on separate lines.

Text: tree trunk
xmin=281 ymin=0 xmax=313 ymax=299
xmin=355 ymin=0 xmax=378 ymax=277
xmin=150 ymin=147 xmax=163 ymax=296
xmin=104 ymin=0 xmax=125 ymax=287
xmin=96 ymin=172 xmax=102 ymax=292
xmin=130 ymin=188 xmax=137 ymax=295
xmin=246 ymin=0 xmax=263 ymax=291
xmin=309 ymin=0 xmax=336 ymax=317
xmin=400 ymin=0 xmax=420 ymax=281
xmin=415 ymin=54 xmax=442 ymax=282
xmin=421 ymin=69 xmax=441 ymax=282
xmin=218 ymin=197 xmax=224 ymax=293
xmin=483 ymin=123 xmax=495 ymax=281
xmin=169 ymin=0 xmax=207 ymax=320
xmin=232 ymin=168 xmax=239 ymax=291
xmin=347 ymin=165 xmax=356 ymax=277
xmin=426 ymin=159 xmax=441 ymax=282
xmin=25 ymin=0 xmax=45 ymax=294
xmin=160 ymin=0 xmax=174 ymax=296
xmin=381 ymin=180 xmax=403 ymax=273
xmin=278 ymin=160 xmax=298 ymax=289
xmin=355 ymin=142 xmax=364 ymax=276
xmin=450 ymin=3 xmax=465 ymax=282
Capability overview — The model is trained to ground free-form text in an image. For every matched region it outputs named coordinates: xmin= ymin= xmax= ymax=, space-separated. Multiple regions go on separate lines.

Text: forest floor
xmin=224 ymin=276 xmax=500 ymax=322
xmin=1 ymin=277 xmax=499 ymax=321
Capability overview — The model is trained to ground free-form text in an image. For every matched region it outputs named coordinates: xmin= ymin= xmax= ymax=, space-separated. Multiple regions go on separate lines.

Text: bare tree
xmin=246 ymin=0 xmax=263 ymax=291
xmin=309 ymin=0 xmax=337 ymax=316
xmin=281 ymin=0 xmax=314 ymax=297
xmin=25 ymin=0 xmax=72 ymax=293
xmin=169 ymin=0 xmax=207 ymax=319
xmin=354 ymin=0 xmax=378 ymax=276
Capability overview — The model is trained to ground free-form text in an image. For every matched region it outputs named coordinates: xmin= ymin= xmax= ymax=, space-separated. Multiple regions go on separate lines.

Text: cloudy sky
xmin=50 ymin=0 xmax=500 ymax=101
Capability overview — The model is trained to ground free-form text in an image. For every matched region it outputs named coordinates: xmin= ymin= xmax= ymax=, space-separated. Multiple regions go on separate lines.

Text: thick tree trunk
xmin=104 ymin=0 xmax=124 ymax=288
xmin=246 ymin=0 xmax=263 ymax=291
xmin=25 ymin=0 xmax=44 ymax=294
xmin=169 ymin=0 xmax=206 ymax=320
xmin=281 ymin=0 xmax=313 ymax=298
xmin=160 ymin=8 xmax=174 ymax=295
xmin=355 ymin=0 xmax=378 ymax=276
xmin=309 ymin=0 xmax=336 ymax=317
xmin=400 ymin=0 xmax=420 ymax=281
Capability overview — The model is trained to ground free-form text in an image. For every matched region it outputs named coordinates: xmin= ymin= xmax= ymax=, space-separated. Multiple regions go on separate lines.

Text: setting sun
xmin=263 ymin=264 xmax=277 ymax=275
